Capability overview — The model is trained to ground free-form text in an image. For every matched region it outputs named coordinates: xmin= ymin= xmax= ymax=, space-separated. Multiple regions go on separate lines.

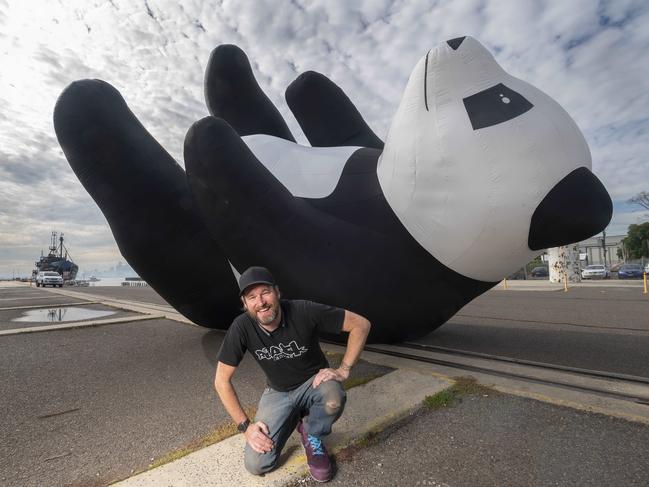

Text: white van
xmin=36 ymin=271 xmax=64 ymax=287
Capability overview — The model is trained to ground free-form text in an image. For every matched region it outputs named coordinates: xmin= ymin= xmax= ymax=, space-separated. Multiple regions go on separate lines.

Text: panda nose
xmin=528 ymin=167 xmax=612 ymax=251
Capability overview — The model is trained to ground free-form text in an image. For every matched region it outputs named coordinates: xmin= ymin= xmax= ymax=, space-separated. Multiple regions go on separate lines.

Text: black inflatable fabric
xmin=54 ymin=43 xmax=611 ymax=343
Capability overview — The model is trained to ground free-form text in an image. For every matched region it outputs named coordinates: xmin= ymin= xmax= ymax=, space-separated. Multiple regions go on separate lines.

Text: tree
xmin=628 ymin=191 xmax=649 ymax=211
xmin=621 ymin=222 xmax=649 ymax=259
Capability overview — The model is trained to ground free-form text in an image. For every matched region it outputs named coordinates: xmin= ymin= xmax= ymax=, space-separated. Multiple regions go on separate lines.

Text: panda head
xmin=377 ymin=36 xmax=612 ymax=282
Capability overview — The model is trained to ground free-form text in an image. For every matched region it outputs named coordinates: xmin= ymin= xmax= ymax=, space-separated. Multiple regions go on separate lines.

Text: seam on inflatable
xmin=424 ymin=50 xmax=430 ymax=111
xmin=340 ymin=129 xmax=364 ymax=146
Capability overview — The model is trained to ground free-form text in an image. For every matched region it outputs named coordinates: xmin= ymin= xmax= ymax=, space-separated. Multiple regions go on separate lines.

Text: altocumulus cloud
xmin=0 ymin=0 xmax=647 ymax=276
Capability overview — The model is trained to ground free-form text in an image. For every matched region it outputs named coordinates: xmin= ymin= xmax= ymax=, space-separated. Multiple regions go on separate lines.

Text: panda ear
xmin=286 ymin=71 xmax=383 ymax=149
xmin=205 ymin=44 xmax=295 ymax=142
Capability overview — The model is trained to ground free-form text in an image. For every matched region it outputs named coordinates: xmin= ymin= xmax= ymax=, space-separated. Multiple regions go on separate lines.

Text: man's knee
xmin=319 ymin=380 xmax=347 ymax=416
xmin=244 ymin=448 xmax=277 ymax=476
xmin=324 ymin=396 xmax=343 ymax=415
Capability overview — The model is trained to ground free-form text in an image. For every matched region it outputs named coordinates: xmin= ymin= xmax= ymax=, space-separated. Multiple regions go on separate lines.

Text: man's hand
xmin=312 ymin=367 xmax=350 ymax=388
xmin=244 ymin=421 xmax=274 ymax=453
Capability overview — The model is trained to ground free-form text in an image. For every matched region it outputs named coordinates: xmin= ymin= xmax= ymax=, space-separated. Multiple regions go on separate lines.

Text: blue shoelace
xmin=307 ymin=434 xmax=325 ymax=455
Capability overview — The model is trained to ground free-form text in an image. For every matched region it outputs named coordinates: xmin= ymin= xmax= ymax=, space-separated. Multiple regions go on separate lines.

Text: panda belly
xmin=239 ymin=134 xmax=496 ymax=320
xmin=241 ymin=134 xmax=360 ymax=199
xmin=242 ymin=134 xmax=400 ymax=235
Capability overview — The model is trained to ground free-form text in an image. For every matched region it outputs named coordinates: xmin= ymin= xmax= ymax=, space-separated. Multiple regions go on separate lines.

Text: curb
xmin=112 ymin=369 xmax=450 ymax=486
xmin=0 ymin=314 xmax=166 ymax=336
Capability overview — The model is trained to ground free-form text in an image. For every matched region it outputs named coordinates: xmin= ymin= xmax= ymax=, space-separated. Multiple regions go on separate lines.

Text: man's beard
xmin=248 ymin=304 xmax=278 ymax=325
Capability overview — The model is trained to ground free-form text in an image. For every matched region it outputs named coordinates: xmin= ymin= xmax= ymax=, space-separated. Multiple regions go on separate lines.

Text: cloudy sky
xmin=1 ymin=0 xmax=647 ymax=277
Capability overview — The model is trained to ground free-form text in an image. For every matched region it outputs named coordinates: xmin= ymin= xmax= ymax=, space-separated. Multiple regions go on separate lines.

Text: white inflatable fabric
xmin=55 ymin=39 xmax=612 ymax=343
xmin=378 ymin=36 xmax=591 ymax=282
xmin=242 ymin=134 xmax=361 ymax=198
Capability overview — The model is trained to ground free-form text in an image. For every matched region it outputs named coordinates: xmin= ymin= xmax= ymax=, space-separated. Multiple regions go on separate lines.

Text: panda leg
xmin=285 ymin=71 xmax=384 ymax=149
xmin=54 ymin=79 xmax=240 ymax=328
xmin=185 ymin=117 xmax=357 ymax=270
xmin=185 ymin=116 xmax=303 ymax=266
xmin=204 ymin=45 xmax=295 ymax=142
xmin=184 ymin=116 xmax=396 ymax=295
xmin=186 ymin=116 xmax=480 ymax=344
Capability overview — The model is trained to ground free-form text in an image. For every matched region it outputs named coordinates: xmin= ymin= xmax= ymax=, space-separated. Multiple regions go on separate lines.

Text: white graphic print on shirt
xmin=254 ymin=340 xmax=308 ymax=361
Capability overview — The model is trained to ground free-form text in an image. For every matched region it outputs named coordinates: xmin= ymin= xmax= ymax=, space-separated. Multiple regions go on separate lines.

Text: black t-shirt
xmin=217 ymin=300 xmax=345 ymax=392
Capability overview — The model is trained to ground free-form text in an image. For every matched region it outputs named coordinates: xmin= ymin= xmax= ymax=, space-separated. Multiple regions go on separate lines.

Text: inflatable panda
xmin=54 ymin=36 xmax=612 ymax=343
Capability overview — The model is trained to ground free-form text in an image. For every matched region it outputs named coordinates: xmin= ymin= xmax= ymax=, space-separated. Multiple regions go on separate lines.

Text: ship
xmin=32 ymin=232 xmax=79 ymax=281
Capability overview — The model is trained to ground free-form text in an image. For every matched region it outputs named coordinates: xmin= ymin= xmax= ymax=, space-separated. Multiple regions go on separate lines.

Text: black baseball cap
xmin=238 ymin=266 xmax=276 ymax=295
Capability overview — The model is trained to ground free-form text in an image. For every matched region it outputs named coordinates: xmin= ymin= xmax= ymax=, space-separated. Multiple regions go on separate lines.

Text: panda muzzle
xmin=528 ymin=167 xmax=613 ymax=251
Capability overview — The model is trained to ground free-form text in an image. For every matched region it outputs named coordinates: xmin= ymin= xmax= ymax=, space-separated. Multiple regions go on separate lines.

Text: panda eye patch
xmin=463 ymin=83 xmax=533 ymax=130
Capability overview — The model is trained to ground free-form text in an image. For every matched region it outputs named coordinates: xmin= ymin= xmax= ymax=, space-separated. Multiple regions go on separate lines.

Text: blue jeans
xmin=244 ymin=374 xmax=347 ymax=475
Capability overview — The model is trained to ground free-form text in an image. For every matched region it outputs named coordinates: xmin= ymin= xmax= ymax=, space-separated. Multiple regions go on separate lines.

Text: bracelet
xmin=339 ymin=361 xmax=353 ymax=371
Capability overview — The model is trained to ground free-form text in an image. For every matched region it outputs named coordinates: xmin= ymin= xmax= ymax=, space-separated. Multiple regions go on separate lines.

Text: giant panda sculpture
xmin=54 ymin=36 xmax=612 ymax=343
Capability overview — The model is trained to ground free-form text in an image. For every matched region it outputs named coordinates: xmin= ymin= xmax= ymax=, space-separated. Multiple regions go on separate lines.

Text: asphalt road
xmin=291 ymin=390 xmax=649 ymax=487
xmin=414 ymin=286 xmax=649 ymax=378
xmin=0 ymin=319 xmax=246 ymax=487
xmin=0 ymin=287 xmax=89 ymax=309
xmin=0 ymin=286 xmax=390 ymax=487
xmin=63 ymin=286 xmax=649 ymax=379
xmin=44 ymin=285 xmax=649 ymax=379
xmin=65 ymin=285 xmax=172 ymax=306
xmin=2 ymin=283 xmax=648 ymax=486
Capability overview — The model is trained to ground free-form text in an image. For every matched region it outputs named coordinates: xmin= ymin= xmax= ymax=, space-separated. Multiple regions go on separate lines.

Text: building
xmin=577 ymin=233 xmax=626 ymax=267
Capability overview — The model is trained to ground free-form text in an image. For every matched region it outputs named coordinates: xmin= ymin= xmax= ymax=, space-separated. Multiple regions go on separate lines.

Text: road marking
xmin=0 ymin=314 xmax=165 ymax=336
xmin=0 ymin=296 xmax=62 ymax=301
xmin=5 ymin=286 xmax=198 ymax=326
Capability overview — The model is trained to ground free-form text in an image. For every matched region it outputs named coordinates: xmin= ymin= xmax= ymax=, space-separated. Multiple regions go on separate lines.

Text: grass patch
xmin=342 ymin=373 xmax=382 ymax=390
xmin=423 ymin=388 xmax=457 ymax=409
xmin=332 ymin=428 xmax=381 ymax=464
xmin=324 ymin=351 xmax=345 ymax=360
xmin=325 ymin=351 xmax=387 ymax=391
xmin=355 ymin=429 xmax=379 ymax=448
xmin=146 ymin=405 xmax=257 ymax=470
xmin=451 ymin=376 xmax=492 ymax=396
xmin=423 ymin=376 xmax=495 ymax=410
xmin=331 ymin=409 xmax=421 ymax=468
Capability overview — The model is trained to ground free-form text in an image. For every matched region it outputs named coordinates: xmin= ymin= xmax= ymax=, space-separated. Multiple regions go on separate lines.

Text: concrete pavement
xmin=111 ymin=342 xmax=649 ymax=486
xmin=113 ymin=369 xmax=450 ymax=486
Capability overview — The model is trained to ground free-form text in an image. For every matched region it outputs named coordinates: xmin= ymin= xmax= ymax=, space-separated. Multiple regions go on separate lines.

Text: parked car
xmin=581 ymin=265 xmax=610 ymax=280
xmin=618 ymin=264 xmax=644 ymax=279
xmin=530 ymin=266 xmax=549 ymax=277
xmin=36 ymin=271 xmax=64 ymax=287
xmin=645 ymin=263 xmax=649 ymax=275
xmin=507 ymin=268 xmax=526 ymax=280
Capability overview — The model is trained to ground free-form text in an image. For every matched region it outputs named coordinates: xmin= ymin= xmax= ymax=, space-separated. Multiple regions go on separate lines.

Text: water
xmin=12 ymin=307 xmax=116 ymax=322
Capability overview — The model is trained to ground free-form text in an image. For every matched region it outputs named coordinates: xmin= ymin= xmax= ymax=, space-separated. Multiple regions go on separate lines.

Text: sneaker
xmin=297 ymin=420 xmax=332 ymax=482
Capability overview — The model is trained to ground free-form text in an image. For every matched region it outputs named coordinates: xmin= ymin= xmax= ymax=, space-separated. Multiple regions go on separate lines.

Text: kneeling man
xmin=215 ymin=266 xmax=371 ymax=482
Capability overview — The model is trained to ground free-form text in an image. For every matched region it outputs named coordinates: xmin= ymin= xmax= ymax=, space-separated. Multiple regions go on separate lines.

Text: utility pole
xmin=602 ymin=230 xmax=607 ymax=267
xmin=548 ymin=245 xmax=581 ymax=283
